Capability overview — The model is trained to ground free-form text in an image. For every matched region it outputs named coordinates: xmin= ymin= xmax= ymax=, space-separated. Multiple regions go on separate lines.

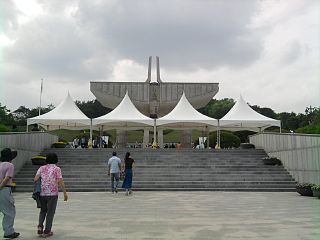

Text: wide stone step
xmin=14 ymin=176 xmax=293 ymax=184
xmin=14 ymin=187 xmax=296 ymax=192
xmin=14 ymin=148 xmax=295 ymax=192
xmin=15 ymin=170 xmax=291 ymax=178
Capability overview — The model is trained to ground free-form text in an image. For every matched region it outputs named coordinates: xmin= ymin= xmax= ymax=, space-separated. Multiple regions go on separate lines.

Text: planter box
xmin=312 ymin=189 xmax=320 ymax=199
xmin=31 ymin=156 xmax=46 ymax=166
xmin=51 ymin=143 xmax=67 ymax=148
xmin=240 ymin=143 xmax=255 ymax=149
xmin=262 ymin=158 xmax=282 ymax=166
xmin=296 ymin=188 xmax=313 ymax=197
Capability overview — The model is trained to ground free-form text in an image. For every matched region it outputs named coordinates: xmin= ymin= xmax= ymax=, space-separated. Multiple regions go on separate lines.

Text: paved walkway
xmin=1 ymin=192 xmax=320 ymax=239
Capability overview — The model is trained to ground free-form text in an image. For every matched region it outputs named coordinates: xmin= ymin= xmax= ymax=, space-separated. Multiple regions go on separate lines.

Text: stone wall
xmin=0 ymin=132 xmax=58 ymax=175
xmin=249 ymin=132 xmax=320 ymax=184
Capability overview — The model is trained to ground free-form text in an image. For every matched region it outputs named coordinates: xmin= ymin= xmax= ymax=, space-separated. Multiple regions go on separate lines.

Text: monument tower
xmin=91 ymin=56 xmax=219 ymax=118
xmin=90 ymin=56 xmax=219 ymax=147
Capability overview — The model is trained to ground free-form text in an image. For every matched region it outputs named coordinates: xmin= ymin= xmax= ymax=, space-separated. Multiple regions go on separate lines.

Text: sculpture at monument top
xmin=90 ymin=56 xmax=219 ymax=118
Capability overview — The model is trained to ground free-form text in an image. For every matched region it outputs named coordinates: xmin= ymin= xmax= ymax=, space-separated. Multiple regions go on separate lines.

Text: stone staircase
xmin=13 ymin=148 xmax=296 ymax=192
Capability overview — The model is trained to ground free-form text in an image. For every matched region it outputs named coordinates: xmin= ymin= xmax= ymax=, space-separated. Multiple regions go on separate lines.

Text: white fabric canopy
xmin=219 ymin=95 xmax=281 ymax=132
xmin=27 ymin=92 xmax=91 ymax=130
xmin=92 ymin=92 xmax=154 ymax=129
xmin=156 ymin=92 xmax=217 ymax=129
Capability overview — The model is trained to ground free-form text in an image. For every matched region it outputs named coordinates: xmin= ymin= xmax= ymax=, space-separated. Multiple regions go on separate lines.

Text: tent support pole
xmin=90 ymin=119 xmax=93 ymax=143
xmin=26 ymin=124 xmax=29 ymax=132
xmin=100 ymin=126 xmax=103 ymax=148
xmin=206 ymin=126 xmax=209 ymax=149
xmin=217 ymin=119 xmax=221 ymax=149
xmin=153 ymin=119 xmax=157 ymax=148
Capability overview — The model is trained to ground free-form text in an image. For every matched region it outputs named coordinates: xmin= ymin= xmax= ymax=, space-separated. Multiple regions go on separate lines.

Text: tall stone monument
xmin=90 ymin=56 xmax=219 ymax=147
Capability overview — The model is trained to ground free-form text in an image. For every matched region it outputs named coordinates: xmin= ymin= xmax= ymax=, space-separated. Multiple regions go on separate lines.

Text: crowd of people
xmin=71 ymin=136 xmax=108 ymax=149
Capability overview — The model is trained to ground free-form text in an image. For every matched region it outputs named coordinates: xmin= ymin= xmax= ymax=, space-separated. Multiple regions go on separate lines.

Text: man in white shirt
xmin=107 ymin=152 xmax=121 ymax=193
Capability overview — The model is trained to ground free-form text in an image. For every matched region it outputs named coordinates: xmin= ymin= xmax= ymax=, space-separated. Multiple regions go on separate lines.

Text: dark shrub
xmin=199 ymin=131 xmax=241 ymax=148
xmin=262 ymin=157 xmax=282 ymax=165
xmin=233 ymin=130 xmax=256 ymax=143
xmin=0 ymin=123 xmax=10 ymax=132
xmin=240 ymin=143 xmax=255 ymax=149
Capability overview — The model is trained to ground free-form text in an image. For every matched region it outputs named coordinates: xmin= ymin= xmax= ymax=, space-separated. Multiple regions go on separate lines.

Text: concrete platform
xmin=1 ymin=192 xmax=320 ymax=239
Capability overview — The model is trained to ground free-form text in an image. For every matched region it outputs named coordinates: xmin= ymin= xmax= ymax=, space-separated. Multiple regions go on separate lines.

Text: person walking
xmin=34 ymin=153 xmax=68 ymax=238
xmin=122 ymin=152 xmax=135 ymax=196
xmin=0 ymin=148 xmax=20 ymax=239
xmin=107 ymin=152 xmax=121 ymax=193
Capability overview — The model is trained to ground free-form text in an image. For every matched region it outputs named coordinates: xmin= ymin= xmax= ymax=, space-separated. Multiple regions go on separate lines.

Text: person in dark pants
xmin=122 ymin=152 xmax=135 ymax=196
xmin=107 ymin=152 xmax=121 ymax=193
xmin=0 ymin=148 xmax=20 ymax=239
xmin=34 ymin=153 xmax=68 ymax=238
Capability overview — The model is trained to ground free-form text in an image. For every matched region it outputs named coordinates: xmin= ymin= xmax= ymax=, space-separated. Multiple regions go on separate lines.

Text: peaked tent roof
xmin=92 ymin=92 xmax=154 ymax=129
xmin=157 ymin=92 xmax=217 ymax=128
xmin=219 ymin=95 xmax=281 ymax=131
xmin=27 ymin=92 xmax=91 ymax=130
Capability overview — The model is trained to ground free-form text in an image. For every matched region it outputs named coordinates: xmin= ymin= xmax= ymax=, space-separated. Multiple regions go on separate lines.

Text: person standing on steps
xmin=34 ymin=153 xmax=68 ymax=238
xmin=0 ymin=148 xmax=20 ymax=239
xmin=108 ymin=152 xmax=121 ymax=193
xmin=122 ymin=152 xmax=135 ymax=196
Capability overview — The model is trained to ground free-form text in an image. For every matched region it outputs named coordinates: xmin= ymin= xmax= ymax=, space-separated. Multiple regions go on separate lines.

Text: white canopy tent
xmin=27 ymin=92 xmax=91 ymax=131
xmin=157 ymin=92 xmax=218 ymax=129
xmin=92 ymin=91 xmax=154 ymax=129
xmin=157 ymin=92 xmax=218 ymax=147
xmin=217 ymin=95 xmax=281 ymax=148
xmin=219 ymin=95 xmax=281 ymax=132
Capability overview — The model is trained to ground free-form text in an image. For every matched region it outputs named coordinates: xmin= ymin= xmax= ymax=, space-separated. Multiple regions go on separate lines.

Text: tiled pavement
xmin=1 ymin=192 xmax=320 ymax=240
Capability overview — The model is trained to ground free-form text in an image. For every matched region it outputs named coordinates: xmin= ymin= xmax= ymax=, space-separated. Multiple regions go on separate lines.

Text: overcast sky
xmin=0 ymin=0 xmax=319 ymax=114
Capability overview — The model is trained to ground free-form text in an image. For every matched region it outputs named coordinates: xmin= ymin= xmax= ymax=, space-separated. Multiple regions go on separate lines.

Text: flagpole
xmin=39 ymin=78 xmax=43 ymax=116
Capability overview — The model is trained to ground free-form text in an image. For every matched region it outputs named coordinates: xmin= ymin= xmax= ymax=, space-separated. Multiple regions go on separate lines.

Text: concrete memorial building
xmin=90 ymin=56 xmax=219 ymax=147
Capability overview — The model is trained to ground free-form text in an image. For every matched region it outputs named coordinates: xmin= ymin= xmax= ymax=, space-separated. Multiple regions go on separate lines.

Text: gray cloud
xmin=0 ymin=0 xmax=318 ymax=113
xmin=2 ymin=0 xmax=264 ymax=85
xmin=75 ymin=0 xmax=262 ymax=70
xmin=0 ymin=1 xmax=20 ymax=32
xmin=6 ymin=17 xmax=94 ymax=80
xmin=280 ymin=41 xmax=302 ymax=65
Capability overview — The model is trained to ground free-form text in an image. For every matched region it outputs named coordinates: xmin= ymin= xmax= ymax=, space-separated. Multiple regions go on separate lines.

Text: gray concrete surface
xmin=1 ymin=192 xmax=319 ymax=240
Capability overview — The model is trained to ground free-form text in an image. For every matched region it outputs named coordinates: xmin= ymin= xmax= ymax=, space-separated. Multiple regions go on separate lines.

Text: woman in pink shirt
xmin=34 ymin=153 xmax=68 ymax=238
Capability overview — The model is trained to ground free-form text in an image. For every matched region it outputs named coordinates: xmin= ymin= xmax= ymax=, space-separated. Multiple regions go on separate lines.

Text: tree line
xmin=0 ymin=98 xmax=319 ymax=134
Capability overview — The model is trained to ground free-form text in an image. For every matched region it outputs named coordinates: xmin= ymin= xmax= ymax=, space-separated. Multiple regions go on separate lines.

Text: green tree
xmin=305 ymin=106 xmax=320 ymax=125
xmin=11 ymin=104 xmax=55 ymax=126
xmin=0 ymin=123 xmax=10 ymax=132
xmin=198 ymin=98 xmax=235 ymax=119
xmin=0 ymin=103 xmax=14 ymax=126
xmin=250 ymin=105 xmax=277 ymax=119
xmin=296 ymin=124 xmax=320 ymax=134
xmin=76 ymin=99 xmax=111 ymax=118
xmin=12 ymin=106 xmax=31 ymax=126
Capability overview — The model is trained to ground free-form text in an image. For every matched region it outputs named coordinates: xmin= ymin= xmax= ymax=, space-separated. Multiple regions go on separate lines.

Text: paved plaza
xmin=1 ymin=192 xmax=320 ymax=240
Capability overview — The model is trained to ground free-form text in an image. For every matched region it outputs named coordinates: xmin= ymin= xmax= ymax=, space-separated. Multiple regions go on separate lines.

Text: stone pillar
xmin=143 ymin=129 xmax=149 ymax=148
xmin=181 ymin=130 xmax=192 ymax=148
xmin=158 ymin=129 xmax=163 ymax=148
xmin=116 ymin=129 xmax=128 ymax=148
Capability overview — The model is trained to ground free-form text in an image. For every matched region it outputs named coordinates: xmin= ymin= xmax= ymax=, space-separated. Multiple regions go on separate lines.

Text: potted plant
xmin=11 ymin=182 xmax=16 ymax=192
xmin=31 ymin=155 xmax=46 ymax=165
xmin=262 ymin=156 xmax=282 ymax=166
xmin=240 ymin=143 xmax=255 ymax=149
xmin=51 ymin=141 xmax=68 ymax=148
xmin=296 ymin=183 xmax=314 ymax=196
xmin=311 ymin=185 xmax=320 ymax=199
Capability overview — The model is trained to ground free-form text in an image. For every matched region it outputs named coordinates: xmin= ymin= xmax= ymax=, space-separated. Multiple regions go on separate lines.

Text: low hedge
xmin=195 ymin=131 xmax=241 ymax=149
